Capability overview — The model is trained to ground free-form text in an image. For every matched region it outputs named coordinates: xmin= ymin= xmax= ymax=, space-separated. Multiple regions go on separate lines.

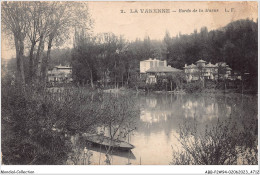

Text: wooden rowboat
xmin=85 ymin=135 xmax=135 ymax=151
xmin=85 ymin=144 xmax=136 ymax=159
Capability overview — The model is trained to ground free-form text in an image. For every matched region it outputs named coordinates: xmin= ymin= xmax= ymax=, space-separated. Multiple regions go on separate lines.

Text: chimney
xmin=185 ymin=64 xmax=187 ymax=67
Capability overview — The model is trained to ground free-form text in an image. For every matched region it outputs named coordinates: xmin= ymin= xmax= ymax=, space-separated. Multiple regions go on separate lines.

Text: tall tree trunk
xmin=42 ymin=35 xmax=54 ymax=88
xmin=224 ymin=78 xmax=227 ymax=93
xmin=14 ymin=37 xmax=25 ymax=86
xmin=84 ymin=58 xmax=94 ymax=88
xmin=114 ymin=76 xmax=117 ymax=89
xmin=14 ymin=37 xmax=20 ymax=79
xmin=121 ymin=73 xmax=124 ymax=87
xmin=19 ymin=39 xmax=25 ymax=85
xmin=126 ymin=69 xmax=130 ymax=85
xmin=105 ymin=70 xmax=108 ymax=87
xmin=29 ymin=41 xmax=36 ymax=83
xmin=102 ymin=70 xmax=105 ymax=87
xmin=35 ymin=34 xmax=45 ymax=84
xmin=114 ymin=61 xmax=117 ymax=89
xmin=90 ymin=70 xmax=94 ymax=88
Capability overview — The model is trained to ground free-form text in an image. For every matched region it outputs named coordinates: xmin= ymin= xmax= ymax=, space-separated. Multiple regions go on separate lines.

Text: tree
xmin=26 ymin=2 xmax=41 ymax=83
xmin=99 ymin=33 xmax=127 ymax=88
xmin=41 ymin=2 xmax=93 ymax=86
xmin=72 ymin=30 xmax=99 ymax=87
xmin=3 ymin=2 xmax=93 ymax=87
xmin=33 ymin=2 xmax=55 ymax=85
xmin=167 ymin=72 xmax=186 ymax=91
xmin=100 ymin=94 xmax=139 ymax=160
xmin=2 ymin=2 xmax=29 ymax=86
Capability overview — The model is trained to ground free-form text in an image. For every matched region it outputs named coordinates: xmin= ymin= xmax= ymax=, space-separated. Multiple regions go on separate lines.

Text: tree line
xmin=164 ymin=19 xmax=258 ymax=76
xmin=71 ymin=18 xmax=257 ymax=89
xmin=71 ymin=31 xmax=166 ymax=88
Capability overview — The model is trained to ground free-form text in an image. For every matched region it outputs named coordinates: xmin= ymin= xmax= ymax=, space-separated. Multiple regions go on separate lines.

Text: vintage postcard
xmin=1 ymin=0 xmax=258 ymax=174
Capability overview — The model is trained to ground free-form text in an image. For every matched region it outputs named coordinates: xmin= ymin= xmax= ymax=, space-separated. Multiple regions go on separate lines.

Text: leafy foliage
xmin=183 ymin=81 xmax=203 ymax=93
xmin=2 ymin=85 xmax=71 ymax=164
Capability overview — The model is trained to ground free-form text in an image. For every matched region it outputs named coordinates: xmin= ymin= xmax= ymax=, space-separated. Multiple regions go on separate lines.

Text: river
xmin=67 ymin=93 xmax=257 ymax=165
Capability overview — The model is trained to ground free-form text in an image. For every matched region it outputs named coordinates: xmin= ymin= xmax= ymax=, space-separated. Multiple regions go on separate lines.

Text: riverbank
xmin=47 ymin=84 xmax=257 ymax=98
xmin=101 ymin=87 xmax=257 ymax=97
xmin=197 ymin=89 xmax=258 ymax=99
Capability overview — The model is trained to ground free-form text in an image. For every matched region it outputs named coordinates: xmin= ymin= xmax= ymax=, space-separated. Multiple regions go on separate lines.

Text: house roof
xmin=146 ymin=66 xmax=182 ymax=73
xmin=196 ymin=59 xmax=206 ymax=63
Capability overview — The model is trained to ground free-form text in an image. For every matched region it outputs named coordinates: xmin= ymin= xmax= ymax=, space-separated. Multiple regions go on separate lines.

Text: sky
xmin=1 ymin=1 xmax=258 ymax=59
xmin=88 ymin=1 xmax=258 ymax=40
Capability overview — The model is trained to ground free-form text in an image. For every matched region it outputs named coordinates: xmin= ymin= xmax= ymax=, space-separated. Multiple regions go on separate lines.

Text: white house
xmin=183 ymin=60 xmax=232 ymax=82
xmin=140 ymin=58 xmax=181 ymax=83
xmin=48 ymin=65 xmax=72 ymax=83
xmin=140 ymin=58 xmax=167 ymax=74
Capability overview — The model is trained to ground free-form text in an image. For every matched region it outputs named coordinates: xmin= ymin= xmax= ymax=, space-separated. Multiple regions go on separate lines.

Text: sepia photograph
xmin=1 ymin=0 xmax=258 ymax=172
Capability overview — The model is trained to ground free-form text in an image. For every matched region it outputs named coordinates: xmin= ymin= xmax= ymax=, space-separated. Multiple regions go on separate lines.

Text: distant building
xmin=183 ymin=60 xmax=232 ymax=82
xmin=146 ymin=66 xmax=182 ymax=84
xmin=140 ymin=58 xmax=182 ymax=84
xmin=48 ymin=65 xmax=72 ymax=83
xmin=140 ymin=58 xmax=167 ymax=74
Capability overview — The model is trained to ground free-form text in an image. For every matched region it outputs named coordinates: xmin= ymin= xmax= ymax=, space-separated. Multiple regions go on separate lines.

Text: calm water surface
xmin=69 ymin=93 xmax=257 ymax=165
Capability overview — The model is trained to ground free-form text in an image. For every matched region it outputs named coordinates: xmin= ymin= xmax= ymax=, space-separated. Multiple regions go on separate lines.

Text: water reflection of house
xmin=146 ymin=98 xmax=157 ymax=108
xmin=140 ymin=110 xmax=168 ymax=124
xmin=183 ymin=60 xmax=232 ymax=82
xmin=182 ymin=98 xmax=220 ymax=121
xmin=48 ymin=65 xmax=73 ymax=83
xmin=140 ymin=97 xmax=166 ymax=124
xmin=140 ymin=58 xmax=182 ymax=84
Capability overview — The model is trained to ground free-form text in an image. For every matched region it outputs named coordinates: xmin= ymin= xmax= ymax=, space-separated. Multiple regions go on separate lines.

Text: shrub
xmin=2 ymin=80 xmax=140 ymax=164
xmin=1 ymin=84 xmax=100 ymax=164
xmin=183 ymin=81 xmax=203 ymax=93
xmin=171 ymin=115 xmax=258 ymax=165
xmin=205 ymin=80 xmax=217 ymax=89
